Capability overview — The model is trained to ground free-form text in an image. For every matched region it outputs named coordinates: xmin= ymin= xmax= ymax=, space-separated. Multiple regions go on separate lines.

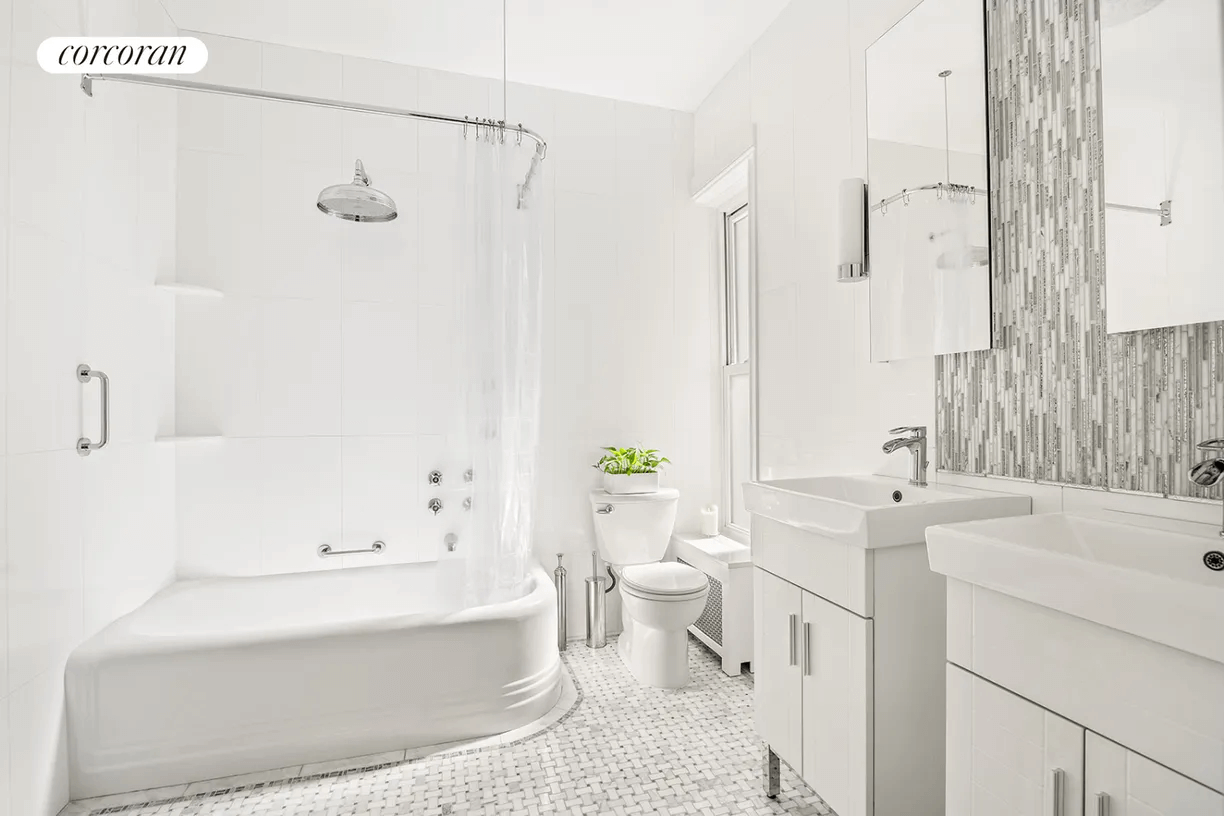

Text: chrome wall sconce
xmin=837 ymin=177 xmax=868 ymax=283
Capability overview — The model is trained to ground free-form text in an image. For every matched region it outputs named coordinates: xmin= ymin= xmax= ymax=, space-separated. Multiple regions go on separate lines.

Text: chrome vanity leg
xmin=763 ymin=746 xmax=781 ymax=799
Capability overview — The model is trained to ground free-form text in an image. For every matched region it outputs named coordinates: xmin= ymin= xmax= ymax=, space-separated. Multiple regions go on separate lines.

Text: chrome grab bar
xmin=596 ymin=504 xmax=614 ymax=515
xmin=318 ymin=541 xmax=386 ymax=558
xmin=76 ymin=364 xmax=110 ymax=457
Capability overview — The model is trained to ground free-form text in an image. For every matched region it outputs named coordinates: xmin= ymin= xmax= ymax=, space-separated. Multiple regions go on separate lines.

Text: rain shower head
xmin=317 ymin=159 xmax=397 ymax=223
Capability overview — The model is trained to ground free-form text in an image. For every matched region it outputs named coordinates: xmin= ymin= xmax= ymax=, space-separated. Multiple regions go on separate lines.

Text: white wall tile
xmin=340 ymin=171 xmax=418 ymax=303
xmin=9 ymin=66 xmax=83 ymax=248
xmin=175 ymin=149 xmax=261 ymax=292
xmin=258 ymin=299 xmax=342 ymax=437
xmin=413 ymin=305 xmax=458 ymax=437
xmin=175 ymin=297 xmax=261 ymax=438
xmin=341 ymin=436 xmax=420 ymax=562
xmin=81 ymin=445 xmax=175 ymax=639
xmin=416 ymin=174 xmax=463 ymax=308
xmin=83 ymin=87 xmax=140 ymax=270
xmin=6 ymin=452 xmax=83 ymax=692
xmin=11 ymin=0 xmax=79 ymax=70
xmin=176 ymin=441 xmax=265 ymax=577
xmin=258 ymin=437 xmax=342 ymax=575
xmin=6 ymin=224 xmax=84 ymax=455
xmin=0 ymin=695 xmax=9 ymax=816
xmin=553 ymin=92 xmax=616 ymax=195
xmin=341 ymin=302 xmax=416 ymax=436
xmin=260 ymin=43 xmax=342 ymax=167
xmin=340 ymin=57 xmax=419 ymax=175
xmin=256 ymin=159 xmax=345 ymax=300
xmin=178 ymin=32 xmax=261 ymax=157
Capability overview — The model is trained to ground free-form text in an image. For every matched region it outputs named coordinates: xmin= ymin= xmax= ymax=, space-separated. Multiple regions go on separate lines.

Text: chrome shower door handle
xmin=76 ymin=364 xmax=109 ymax=457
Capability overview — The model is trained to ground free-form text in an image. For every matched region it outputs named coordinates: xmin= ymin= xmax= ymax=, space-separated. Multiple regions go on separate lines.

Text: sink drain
xmin=891 ymin=490 xmax=903 ymax=503
xmin=1205 ymin=551 xmax=1224 ymax=572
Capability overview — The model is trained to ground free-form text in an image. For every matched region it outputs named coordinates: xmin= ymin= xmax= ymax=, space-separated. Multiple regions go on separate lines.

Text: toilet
xmin=589 ymin=488 xmax=709 ymax=688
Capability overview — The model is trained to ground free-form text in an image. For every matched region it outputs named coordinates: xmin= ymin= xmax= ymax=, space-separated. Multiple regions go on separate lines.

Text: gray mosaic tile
xmin=936 ymin=0 xmax=1224 ymax=499
xmin=84 ymin=638 xmax=829 ymax=816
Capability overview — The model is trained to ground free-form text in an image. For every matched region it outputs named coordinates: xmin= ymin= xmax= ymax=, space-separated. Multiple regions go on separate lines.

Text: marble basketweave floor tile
xmin=73 ymin=636 xmax=831 ymax=816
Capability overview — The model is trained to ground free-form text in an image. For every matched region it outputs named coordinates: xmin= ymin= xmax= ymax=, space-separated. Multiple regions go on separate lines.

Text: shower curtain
xmin=453 ymin=129 xmax=545 ymax=607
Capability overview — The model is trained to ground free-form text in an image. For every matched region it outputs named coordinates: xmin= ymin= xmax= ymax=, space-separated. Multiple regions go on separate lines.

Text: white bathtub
xmin=66 ymin=560 xmax=562 ymax=799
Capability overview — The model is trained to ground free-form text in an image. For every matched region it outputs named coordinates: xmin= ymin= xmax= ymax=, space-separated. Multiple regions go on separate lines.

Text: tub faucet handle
xmin=427 ymin=470 xmax=443 ymax=486
xmin=444 ymin=533 xmax=458 ymax=552
xmin=428 ymin=498 xmax=442 ymax=515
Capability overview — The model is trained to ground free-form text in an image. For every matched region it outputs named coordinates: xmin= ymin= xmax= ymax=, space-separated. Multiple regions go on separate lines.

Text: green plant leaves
xmin=592 ymin=445 xmax=670 ymax=474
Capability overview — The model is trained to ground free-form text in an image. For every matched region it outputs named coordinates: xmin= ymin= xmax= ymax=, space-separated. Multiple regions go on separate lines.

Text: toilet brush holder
xmin=585 ymin=575 xmax=607 ymax=648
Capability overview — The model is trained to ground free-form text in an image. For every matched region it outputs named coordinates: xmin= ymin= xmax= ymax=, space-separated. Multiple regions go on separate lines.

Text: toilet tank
xmin=589 ymin=488 xmax=679 ymax=566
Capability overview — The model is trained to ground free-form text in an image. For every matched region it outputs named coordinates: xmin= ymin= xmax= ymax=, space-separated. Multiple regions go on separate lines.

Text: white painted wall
xmin=172 ymin=34 xmax=717 ymax=633
xmin=695 ymin=0 xmax=1224 ymax=522
xmin=0 ymin=0 xmax=180 ymax=813
xmin=694 ymin=0 xmax=935 ymax=483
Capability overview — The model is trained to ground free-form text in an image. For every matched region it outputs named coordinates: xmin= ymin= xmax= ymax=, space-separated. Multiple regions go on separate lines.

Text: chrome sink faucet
xmin=1189 ymin=438 xmax=1224 ymax=536
xmin=883 ymin=426 xmax=928 ymax=487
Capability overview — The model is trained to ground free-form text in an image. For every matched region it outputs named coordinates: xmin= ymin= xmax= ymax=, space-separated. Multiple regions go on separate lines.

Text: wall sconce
xmin=837 ymin=177 xmax=868 ymax=283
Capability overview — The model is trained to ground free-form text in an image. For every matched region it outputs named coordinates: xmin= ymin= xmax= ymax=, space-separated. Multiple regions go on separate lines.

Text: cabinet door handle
xmin=802 ymin=622 xmax=812 ymax=676
xmin=1050 ymin=769 xmax=1065 ymax=816
xmin=1095 ymin=793 xmax=1109 ymax=816
xmin=788 ymin=614 xmax=797 ymax=666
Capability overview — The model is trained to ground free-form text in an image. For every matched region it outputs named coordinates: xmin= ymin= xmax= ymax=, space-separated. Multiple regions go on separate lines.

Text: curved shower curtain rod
xmin=79 ymin=72 xmax=548 ymax=206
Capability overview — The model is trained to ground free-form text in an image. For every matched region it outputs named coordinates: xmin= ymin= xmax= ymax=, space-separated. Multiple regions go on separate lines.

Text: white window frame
xmin=717 ymin=197 xmax=756 ymax=545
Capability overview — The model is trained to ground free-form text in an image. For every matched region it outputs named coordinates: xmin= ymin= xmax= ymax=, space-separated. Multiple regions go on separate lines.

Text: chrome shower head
xmin=317 ymin=159 xmax=397 ymax=223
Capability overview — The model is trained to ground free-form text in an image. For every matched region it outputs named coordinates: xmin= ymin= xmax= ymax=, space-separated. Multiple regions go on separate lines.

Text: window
xmin=721 ymin=203 xmax=753 ymax=540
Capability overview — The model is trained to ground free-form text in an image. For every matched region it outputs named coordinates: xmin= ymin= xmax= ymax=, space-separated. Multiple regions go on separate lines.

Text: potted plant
xmin=593 ymin=446 xmax=670 ymax=494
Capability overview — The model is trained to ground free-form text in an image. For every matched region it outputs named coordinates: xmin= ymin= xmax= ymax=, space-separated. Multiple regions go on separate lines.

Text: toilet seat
xmin=620 ymin=562 xmax=708 ymax=600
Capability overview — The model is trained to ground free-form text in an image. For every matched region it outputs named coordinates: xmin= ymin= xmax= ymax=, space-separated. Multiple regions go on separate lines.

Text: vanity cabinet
xmin=946 ymin=664 xmax=1084 ymax=816
xmin=947 ymin=665 xmax=1224 ymax=816
xmin=1085 ymin=733 xmax=1224 ymax=816
xmin=752 ymin=516 xmax=946 ymax=816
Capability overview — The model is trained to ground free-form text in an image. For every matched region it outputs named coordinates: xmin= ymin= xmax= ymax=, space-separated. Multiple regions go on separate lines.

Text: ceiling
xmin=159 ymin=0 xmax=792 ymax=111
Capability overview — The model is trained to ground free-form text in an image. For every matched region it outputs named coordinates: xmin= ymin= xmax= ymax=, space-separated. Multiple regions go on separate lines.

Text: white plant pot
xmin=603 ymin=472 xmax=660 ymax=494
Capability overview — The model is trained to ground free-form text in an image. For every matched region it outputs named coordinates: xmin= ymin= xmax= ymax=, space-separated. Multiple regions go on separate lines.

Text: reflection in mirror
xmin=866 ymin=0 xmax=991 ymax=361
xmin=1101 ymin=0 xmax=1224 ymax=334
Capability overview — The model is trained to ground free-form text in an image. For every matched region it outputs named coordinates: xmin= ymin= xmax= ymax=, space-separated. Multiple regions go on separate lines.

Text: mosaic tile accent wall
xmin=935 ymin=0 xmax=1224 ymax=498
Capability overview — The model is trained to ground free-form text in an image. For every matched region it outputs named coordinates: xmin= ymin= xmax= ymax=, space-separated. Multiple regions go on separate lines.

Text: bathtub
xmin=66 ymin=560 xmax=562 ymax=799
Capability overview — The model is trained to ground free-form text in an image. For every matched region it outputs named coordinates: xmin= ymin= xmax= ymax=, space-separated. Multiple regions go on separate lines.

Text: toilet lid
xmin=620 ymin=562 xmax=708 ymax=596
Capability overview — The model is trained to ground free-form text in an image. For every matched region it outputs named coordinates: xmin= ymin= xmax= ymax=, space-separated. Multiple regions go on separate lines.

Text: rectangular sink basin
xmin=927 ymin=511 xmax=1224 ymax=663
xmin=742 ymin=475 xmax=1030 ymax=548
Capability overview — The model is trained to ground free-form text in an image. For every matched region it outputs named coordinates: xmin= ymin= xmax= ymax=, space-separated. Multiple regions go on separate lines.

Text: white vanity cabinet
xmin=946 ymin=664 xmax=1085 ymax=816
xmin=928 ymin=512 xmax=1224 ymax=816
xmin=1085 ymin=733 xmax=1224 ymax=816
xmin=754 ymin=568 xmax=873 ymax=816
xmin=947 ymin=664 xmax=1224 ymax=816
xmin=752 ymin=516 xmax=946 ymax=816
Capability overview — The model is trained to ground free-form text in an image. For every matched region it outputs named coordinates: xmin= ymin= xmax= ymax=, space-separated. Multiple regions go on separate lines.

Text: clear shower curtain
xmin=455 ymin=130 xmax=544 ymax=607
